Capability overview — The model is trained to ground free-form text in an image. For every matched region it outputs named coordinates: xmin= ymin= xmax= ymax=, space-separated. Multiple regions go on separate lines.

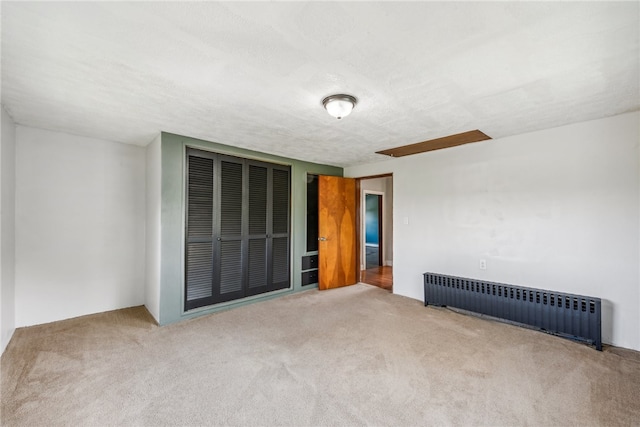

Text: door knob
xmin=318 ymin=237 xmax=327 ymax=241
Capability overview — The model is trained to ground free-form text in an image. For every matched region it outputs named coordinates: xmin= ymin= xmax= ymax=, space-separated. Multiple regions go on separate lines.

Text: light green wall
xmin=159 ymin=132 xmax=342 ymax=325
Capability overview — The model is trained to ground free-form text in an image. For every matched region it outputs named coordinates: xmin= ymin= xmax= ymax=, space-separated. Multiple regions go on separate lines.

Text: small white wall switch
xmin=403 ymin=216 xmax=409 ymax=225
xmin=479 ymin=259 xmax=487 ymax=270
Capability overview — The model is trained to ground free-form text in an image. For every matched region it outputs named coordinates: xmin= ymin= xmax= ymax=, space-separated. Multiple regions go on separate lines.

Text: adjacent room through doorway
xmin=359 ymin=175 xmax=393 ymax=291
xmin=365 ymin=193 xmax=383 ymax=269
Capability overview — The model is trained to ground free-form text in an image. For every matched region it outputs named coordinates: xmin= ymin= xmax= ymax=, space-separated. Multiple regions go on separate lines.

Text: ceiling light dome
xmin=322 ymin=94 xmax=357 ymax=119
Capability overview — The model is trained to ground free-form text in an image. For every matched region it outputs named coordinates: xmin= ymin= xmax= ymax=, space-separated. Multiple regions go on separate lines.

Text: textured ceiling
xmin=2 ymin=2 xmax=638 ymax=167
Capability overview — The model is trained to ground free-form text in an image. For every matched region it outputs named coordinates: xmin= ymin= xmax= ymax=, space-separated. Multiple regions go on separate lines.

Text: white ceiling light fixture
xmin=322 ymin=94 xmax=357 ymax=120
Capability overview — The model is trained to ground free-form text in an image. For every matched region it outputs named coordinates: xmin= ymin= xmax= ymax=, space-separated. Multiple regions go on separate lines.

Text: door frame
xmin=355 ymin=173 xmax=393 ymax=283
xmin=362 ymin=190 xmax=384 ymax=270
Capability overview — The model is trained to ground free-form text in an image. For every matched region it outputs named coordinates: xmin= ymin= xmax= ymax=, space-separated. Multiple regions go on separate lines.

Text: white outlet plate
xmin=479 ymin=259 xmax=487 ymax=270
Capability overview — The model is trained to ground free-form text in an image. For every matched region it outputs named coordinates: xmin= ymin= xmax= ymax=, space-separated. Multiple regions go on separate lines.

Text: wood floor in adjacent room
xmin=2 ymin=284 xmax=639 ymax=426
xmin=361 ymin=266 xmax=392 ymax=291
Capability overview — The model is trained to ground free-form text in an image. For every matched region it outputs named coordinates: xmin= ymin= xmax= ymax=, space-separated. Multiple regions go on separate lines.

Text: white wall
xmin=15 ymin=127 xmax=146 ymax=327
xmin=361 ymin=177 xmax=393 ymax=266
xmin=1 ymin=106 xmax=17 ymax=354
xmin=345 ymin=112 xmax=640 ymax=351
xmin=145 ymin=134 xmax=161 ymax=322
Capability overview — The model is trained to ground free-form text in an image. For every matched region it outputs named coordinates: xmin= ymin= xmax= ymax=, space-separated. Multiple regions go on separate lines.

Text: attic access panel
xmin=377 ymin=130 xmax=491 ymax=158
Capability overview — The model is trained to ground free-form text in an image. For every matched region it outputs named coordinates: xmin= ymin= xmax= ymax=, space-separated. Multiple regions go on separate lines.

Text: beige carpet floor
xmin=2 ymin=284 xmax=639 ymax=426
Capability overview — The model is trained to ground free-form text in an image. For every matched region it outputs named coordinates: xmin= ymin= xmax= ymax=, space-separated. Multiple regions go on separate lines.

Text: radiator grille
xmin=423 ymin=272 xmax=602 ymax=350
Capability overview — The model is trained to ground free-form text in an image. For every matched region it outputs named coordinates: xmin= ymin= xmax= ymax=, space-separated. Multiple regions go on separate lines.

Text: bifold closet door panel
xmin=247 ymin=163 xmax=269 ymax=296
xmin=216 ymin=158 xmax=245 ymax=303
xmin=270 ymin=167 xmax=290 ymax=291
xmin=185 ymin=152 xmax=215 ymax=309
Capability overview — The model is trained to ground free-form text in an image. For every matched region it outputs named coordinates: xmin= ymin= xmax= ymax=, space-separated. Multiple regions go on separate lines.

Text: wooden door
xmin=318 ymin=175 xmax=357 ymax=290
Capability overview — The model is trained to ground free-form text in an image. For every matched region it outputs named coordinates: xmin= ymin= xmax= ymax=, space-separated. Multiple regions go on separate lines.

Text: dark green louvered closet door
xmin=185 ymin=148 xmax=291 ymax=310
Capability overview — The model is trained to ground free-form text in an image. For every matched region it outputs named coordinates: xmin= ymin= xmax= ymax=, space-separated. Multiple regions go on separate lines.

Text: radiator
xmin=423 ymin=272 xmax=602 ymax=350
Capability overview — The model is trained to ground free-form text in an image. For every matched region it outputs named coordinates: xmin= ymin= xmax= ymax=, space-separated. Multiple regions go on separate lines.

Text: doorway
xmin=309 ymin=173 xmax=393 ymax=292
xmin=359 ymin=175 xmax=393 ymax=292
